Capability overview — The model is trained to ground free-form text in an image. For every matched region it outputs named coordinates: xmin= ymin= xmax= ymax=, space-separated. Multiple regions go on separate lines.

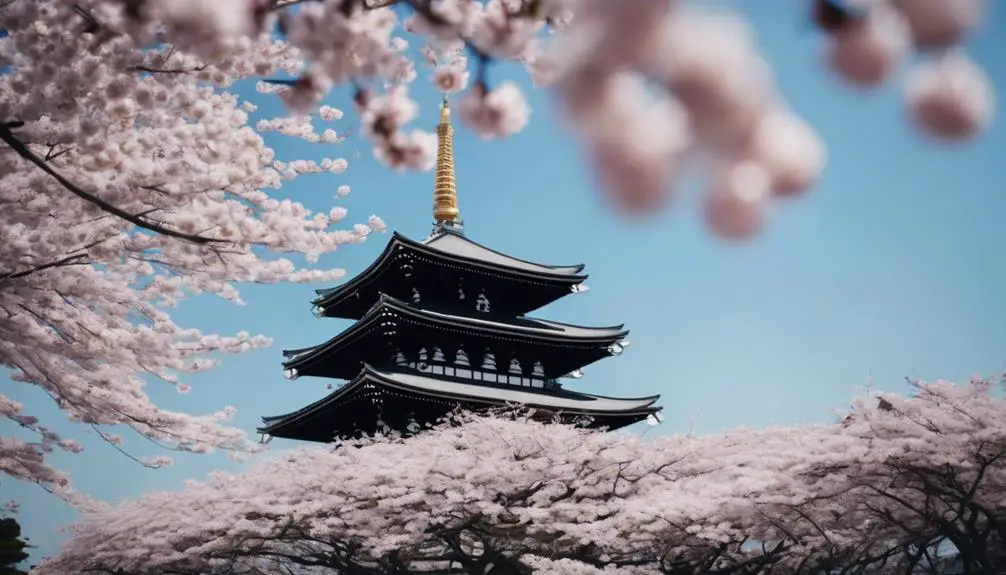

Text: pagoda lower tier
xmin=259 ymin=366 xmax=661 ymax=442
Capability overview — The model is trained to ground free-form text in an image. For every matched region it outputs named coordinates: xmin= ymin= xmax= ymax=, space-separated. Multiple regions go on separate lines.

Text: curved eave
xmin=384 ymin=295 xmax=628 ymax=341
xmin=312 ymin=232 xmax=588 ymax=309
xmin=312 ymin=235 xmax=401 ymax=305
xmin=259 ymin=366 xmax=662 ymax=434
xmin=260 ymin=368 xmax=374 ymax=430
xmin=282 ymin=295 xmax=628 ymax=371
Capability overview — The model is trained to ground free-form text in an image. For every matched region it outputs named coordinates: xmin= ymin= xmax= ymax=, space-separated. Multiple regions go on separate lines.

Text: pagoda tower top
xmin=432 ymin=95 xmax=462 ymax=233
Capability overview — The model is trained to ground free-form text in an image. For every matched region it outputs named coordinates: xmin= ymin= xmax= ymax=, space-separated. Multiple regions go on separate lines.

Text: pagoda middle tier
xmin=283 ymin=293 xmax=626 ymax=382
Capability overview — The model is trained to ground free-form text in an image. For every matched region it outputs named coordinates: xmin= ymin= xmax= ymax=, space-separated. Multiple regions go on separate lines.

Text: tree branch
xmin=0 ymin=122 xmax=224 ymax=245
xmin=0 ymin=253 xmax=90 ymax=284
xmin=129 ymin=64 xmax=208 ymax=75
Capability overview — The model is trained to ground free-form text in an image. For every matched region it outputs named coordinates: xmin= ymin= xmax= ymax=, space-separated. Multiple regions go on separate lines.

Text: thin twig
xmin=129 ymin=64 xmax=208 ymax=75
xmin=72 ymin=4 xmax=101 ymax=34
xmin=0 ymin=253 xmax=90 ymax=283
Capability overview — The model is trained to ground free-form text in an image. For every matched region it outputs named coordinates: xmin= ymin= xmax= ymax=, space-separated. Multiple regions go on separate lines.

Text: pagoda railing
xmin=398 ymin=359 xmax=557 ymax=390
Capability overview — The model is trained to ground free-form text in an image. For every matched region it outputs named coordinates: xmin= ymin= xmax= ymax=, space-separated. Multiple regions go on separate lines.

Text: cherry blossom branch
xmin=0 ymin=253 xmax=90 ymax=284
xmin=270 ymin=0 xmax=405 ymax=11
xmin=129 ymin=64 xmax=208 ymax=74
xmin=402 ymin=0 xmax=493 ymax=86
xmin=90 ymin=426 xmax=168 ymax=470
xmin=43 ymin=144 xmax=74 ymax=162
xmin=71 ymin=5 xmax=101 ymax=34
xmin=0 ymin=122 xmax=224 ymax=245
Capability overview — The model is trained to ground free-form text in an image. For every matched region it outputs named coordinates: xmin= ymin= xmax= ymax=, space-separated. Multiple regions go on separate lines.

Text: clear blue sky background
xmin=4 ymin=0 xmax=1006 ymax=564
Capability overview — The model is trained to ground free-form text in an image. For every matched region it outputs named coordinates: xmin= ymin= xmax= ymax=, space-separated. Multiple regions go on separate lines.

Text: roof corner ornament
xmin=432 ymin=94 xmax=464 ymax=235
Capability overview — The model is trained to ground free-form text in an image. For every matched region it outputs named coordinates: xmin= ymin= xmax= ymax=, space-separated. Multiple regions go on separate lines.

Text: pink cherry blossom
xmin=747 ymin=110 xmax=827 ymax=198
xmin=904 ymin=50 xmax=995 ymax=141
xmin=892 ymin=0 xmax=984 ymax=48
xmin=457 ymin=81 xmax=530 ymax=139
xmin=703 ymin=161 xmax=771 ymax=240
xmin=318 ymin=105 xmax=344 ymax=121
xmin=585 ymin=75 xmax=691 ymax=215
xmin=825 ymin=2 xmax=911 ymax=88
xmin=431 ymin=63 xmax=471 ymax=94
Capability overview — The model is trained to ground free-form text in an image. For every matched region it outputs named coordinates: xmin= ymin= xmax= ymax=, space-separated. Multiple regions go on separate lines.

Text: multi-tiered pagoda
xmin=259 ymin=99 xmax=661 ymax=443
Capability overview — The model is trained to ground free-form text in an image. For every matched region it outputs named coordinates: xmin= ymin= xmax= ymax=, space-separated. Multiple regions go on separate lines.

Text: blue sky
xmin=4 ymin=0 xmax=1006 ymax=564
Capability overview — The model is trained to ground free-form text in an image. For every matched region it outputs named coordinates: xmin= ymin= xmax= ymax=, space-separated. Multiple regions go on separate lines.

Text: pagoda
xmin=258 ymin=98 xmax=662 ymax=443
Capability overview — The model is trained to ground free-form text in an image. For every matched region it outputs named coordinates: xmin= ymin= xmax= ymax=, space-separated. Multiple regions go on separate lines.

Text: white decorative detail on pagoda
xmin=481 ymin=352 xmax=496 ymax=370
xmin=532 ymin=361 xmax=545 ymax=377
xmin=508 ymin=359 xmax=522 ymax=375
xmin=476 ymin=291 xmax=490 ymax=313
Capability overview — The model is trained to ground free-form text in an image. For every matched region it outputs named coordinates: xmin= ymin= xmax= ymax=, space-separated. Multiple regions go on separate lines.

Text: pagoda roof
xmin=419 ymin=230 xmax=585 ymax=276
xmin=313 ymin=230 xmax=586 ymax=310
xmin=259 ymin=365 xmax=661 ymax=441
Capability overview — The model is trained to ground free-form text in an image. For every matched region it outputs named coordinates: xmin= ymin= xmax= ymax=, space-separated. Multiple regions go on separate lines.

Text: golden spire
xmin=432 ymin=95 xmax=460 ymax=226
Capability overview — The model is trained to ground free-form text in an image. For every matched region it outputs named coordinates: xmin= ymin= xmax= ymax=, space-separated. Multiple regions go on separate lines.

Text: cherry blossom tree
xmin=0 ymin=1 xmax=388 ymax=504
xmin=812 ymin=379 xmax=1006 ymax=573
xmin=36 ymin=377 xmax=1006 ymax=574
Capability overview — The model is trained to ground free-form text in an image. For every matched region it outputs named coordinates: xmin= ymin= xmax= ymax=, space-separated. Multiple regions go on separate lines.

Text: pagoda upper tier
xmin=260 ymin=366 xmax=659 ymax=442
xmin=312 ymin=229 xmax=587 ymax=320
xmin=283 ymin=293 xmax=626 ymax=381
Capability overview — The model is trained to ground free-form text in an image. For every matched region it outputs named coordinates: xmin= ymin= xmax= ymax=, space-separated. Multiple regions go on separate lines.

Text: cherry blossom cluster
xmin=38 ymin=378 xmax=1006 ymax=574
xmin=0 ymin=0 xmax=383 ymax=499
xmin=548 ymin=0 xmax=992 ymax=238
xmin=93 ymin=0 xmax=993 ymax=241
